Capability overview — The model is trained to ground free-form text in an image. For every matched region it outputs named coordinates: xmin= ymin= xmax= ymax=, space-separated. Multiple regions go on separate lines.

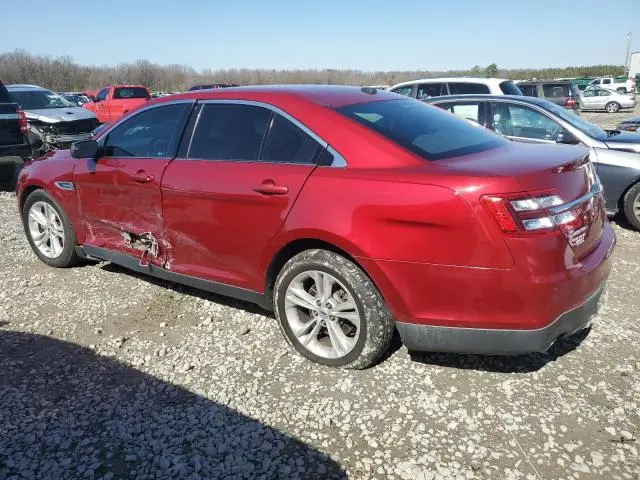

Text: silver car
xmin=7 ymin=84 xmax=99 ymax=156
xmin=426 ymin=94 xmax=640 ymax=230
xmin=580 ymin=87 xmax=636 ymax=113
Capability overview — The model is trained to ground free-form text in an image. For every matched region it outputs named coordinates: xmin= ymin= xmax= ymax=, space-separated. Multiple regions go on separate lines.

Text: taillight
xmin=481 ymin=191 xmax=584 ymax=235
xmin=565 ymin=98 xmax=576 ymax=108
xmin=17 ymin=107 xmax=28 ymax=134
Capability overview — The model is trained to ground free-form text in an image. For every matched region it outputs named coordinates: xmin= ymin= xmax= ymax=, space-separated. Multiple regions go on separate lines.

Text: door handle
xmin=131 ymin=171 xmax=154 ymax=183
xmin=253 ymin=181 xmax=289 ymax=195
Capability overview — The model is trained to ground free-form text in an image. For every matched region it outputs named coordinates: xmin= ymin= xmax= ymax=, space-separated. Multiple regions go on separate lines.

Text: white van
xmin=388 ymin=77 xmax=523 ymax=99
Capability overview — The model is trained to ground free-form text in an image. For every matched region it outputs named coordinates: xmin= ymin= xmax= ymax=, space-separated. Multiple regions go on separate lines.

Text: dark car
xmin=427 ymin=94 xmax=640 ymax=229
xmin=15 ymin=86 xmax=613 ymax=369
xmin=0 ymin=80 xmax=30 ymax=187
xmin=617 ymin=115 xmax=640 ymax=132
xmin=517 ymin=80 xmax=581 ymax=110
xmin=187 ymin=83 xmax=239 ymax=91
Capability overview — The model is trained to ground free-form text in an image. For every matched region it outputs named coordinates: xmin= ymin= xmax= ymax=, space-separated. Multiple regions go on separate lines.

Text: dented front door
xmin=74 ymin=156 xmax=170 ymax=266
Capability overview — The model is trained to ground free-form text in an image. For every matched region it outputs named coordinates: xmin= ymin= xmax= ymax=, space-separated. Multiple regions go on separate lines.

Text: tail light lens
xmin=565 ymin=98 xmax=576 ymax=108
xmin=481 ymin=191 xmax=588 ymax=235
xmin=17 ymin=107 xmax=28 ymax=134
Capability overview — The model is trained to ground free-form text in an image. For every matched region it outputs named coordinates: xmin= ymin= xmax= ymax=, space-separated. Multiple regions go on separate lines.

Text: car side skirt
xmin=78 ymin=245 xmax=269 ymax=309
xmin=396 ymin=286 xmax=604 ymax=355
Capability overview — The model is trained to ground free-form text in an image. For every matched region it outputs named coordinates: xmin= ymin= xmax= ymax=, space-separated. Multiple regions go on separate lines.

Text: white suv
xmin=388 ymin=77 xmax=523 ymax=99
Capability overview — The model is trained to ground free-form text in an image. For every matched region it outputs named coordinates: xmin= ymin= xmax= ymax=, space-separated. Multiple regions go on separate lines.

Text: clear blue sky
xmin=1 ymin=0 xmax=637 ymax=71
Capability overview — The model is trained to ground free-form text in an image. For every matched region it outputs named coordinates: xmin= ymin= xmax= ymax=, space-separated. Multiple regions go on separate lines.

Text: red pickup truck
xmin=83 ymin=85 xmax=150 ymax=123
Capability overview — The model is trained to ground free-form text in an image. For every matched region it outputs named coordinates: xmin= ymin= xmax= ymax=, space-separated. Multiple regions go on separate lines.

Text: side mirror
xmin=71 ymin=140 xmax=100 ymax=159
xmin=556 ymin=131 xmax=580 ymax=145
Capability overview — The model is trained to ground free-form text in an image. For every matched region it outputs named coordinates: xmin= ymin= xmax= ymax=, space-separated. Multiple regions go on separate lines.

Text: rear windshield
xmin=113 ymin=87 xmax=150 ymax=100
xmin=337 ymin=99 xmax=507 ymax=161
xmin=499 ymin=81 xmax=523 ymax=95
xmin=542 ymin=83 xmax=570 ymax=98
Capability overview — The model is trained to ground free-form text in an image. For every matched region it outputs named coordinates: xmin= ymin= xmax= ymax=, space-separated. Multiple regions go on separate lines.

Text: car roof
xmin=154 ymin=85 xmax=399 ymax=108
xmin=7 ymin=84 xmax=48 ymax=91
xmin=389 ymin=77 xmax=513 ymax=89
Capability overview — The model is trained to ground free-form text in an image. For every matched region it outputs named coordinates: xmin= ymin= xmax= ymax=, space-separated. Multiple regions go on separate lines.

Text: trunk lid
xmin=444 ymin=142 xmax=605 ymax=259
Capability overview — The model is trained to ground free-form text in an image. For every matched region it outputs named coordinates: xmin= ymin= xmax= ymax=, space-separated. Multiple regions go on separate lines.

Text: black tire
xmin=605 ymin=102 xmax=620 ymax=113
xmin=616 ymin=88 xmax=626 ymax=94
xmin=22 ymin=189 xmax=81 ymax=268
xmin=622 ymin=182 xmax=640 ymax=231
xmin=274 ymin=249 xmax=394 ymax=369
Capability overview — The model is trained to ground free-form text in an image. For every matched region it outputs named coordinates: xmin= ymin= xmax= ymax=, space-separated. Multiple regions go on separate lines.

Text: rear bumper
xmin=396 ymin=285 xmax=605 ymax=355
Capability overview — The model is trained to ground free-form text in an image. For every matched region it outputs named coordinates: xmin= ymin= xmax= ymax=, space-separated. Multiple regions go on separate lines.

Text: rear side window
xmin=103 ymin=103 xmax=190 ymax=157
xmin=187 ymin=104 xmax=271 ymax=161
xmin=448 ymin=82 xmax=490 ymax=94
xmin=417 ymin=83 xmax=446 ymax=99
xmin=601 ymin=78 xmax=611 ymax=85
xmin=499 ymin=81 xmax=523 ymax=95
xmin=542 ymin=83 xmax=570 ymax=98
xmin=261 ymin=114 xmax=320 ymax=164
xmin=113 ymin=87 xmax=150 ymax=100
xmin=0 ymin=81 xmax=11 ymax=103
xmin=337 ymin=99 xmax=506 ymax=161
xmin=439 ymin=101 xmax=483 ymax=123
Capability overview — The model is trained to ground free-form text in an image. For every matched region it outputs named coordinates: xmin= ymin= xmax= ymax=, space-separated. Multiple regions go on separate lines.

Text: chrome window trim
xmin=196 ymin=99 xmax=346 ymax=167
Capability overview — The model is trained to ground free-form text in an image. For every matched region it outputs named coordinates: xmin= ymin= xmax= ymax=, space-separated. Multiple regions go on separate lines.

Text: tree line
xmin=0 ymin=50 xmax=627 ymax=92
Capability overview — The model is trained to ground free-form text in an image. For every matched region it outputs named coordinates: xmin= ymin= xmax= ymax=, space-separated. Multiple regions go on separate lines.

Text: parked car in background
xmin=616 ymin=115 xmax=640 ymax=132
xmin=59 ymin=92 xmax=90 ymax=107
xmin=16 ymin=85 xmax=613 ymax=368
xmin=7 ymin=84 xmax=99 ymax=158
xmin=427 ymin=94 xmax=640 ymax=229
xmin=388 ymin=77 xmax=522 ymax=99
xmin=187 ymin=83 xmax=238 ymax=91
xmin=581 ymin=87 xmax=636 ymax=113
xmin=517 ymin=80 xmax=580 ymax=110
xmin=84 ymin=85 xmax=151 ymax=123
xmin=0 ymin=79 xmax=30 ymax=187
xmin=589 ymin=77 xmax=636 ymax=94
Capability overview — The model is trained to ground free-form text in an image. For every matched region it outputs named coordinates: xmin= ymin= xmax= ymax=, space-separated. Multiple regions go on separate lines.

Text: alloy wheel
xmin=284 ymin=270 xmax=361 ymax=359
xmin=27 ymin=201 xmax=65 ymax=259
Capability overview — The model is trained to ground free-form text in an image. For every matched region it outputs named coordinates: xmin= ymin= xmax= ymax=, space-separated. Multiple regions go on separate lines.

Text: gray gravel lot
xmin=1 ymin=108 xmax=639 ymax=479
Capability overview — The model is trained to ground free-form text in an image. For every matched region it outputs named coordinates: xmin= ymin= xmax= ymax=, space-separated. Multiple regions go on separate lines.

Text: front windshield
xmin=9 ymin=90 xmax=75 ymax=110
xmin=543 ymin=100 xmax=608 ymax=140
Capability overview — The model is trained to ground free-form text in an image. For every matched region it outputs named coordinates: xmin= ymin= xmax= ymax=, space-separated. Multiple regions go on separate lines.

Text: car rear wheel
xmin=623 ymin=182 xmax=640 ymax=231
xmin=274 ymin=249 xmax=394 ymax=369
xmin=605 ymin=102 xmax=620 ymax=113
xmin=22 ymin=190 xmax=81 ymax=268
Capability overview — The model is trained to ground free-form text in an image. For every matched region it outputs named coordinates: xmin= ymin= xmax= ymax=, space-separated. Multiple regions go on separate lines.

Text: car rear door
xmin=161 ymin=101 xmax=322 ymax=291
xmin=74 ymin=101 xmax=192 ymax=265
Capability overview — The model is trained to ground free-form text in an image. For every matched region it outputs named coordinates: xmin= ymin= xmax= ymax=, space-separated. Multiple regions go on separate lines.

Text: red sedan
xmin=16 ymin=86 xmax=615 ymax=368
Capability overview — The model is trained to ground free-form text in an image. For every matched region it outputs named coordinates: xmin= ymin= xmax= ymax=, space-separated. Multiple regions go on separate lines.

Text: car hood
xmin=604 ymin=131 xmax=640 ymax=153
xmin=24 ymin=107 xmax=97 ymax=123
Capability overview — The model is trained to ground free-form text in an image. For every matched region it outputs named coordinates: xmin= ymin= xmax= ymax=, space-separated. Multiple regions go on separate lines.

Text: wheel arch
xmin=263 ymin=237 xmax=379 ymax=310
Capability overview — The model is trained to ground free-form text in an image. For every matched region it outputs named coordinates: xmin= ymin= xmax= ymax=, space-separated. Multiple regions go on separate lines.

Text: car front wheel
xmin=605 ymin=102 xmax=621 ymax=113
xmin=22 ymin=190 xmax=81 ymax=268
xmin=274 ymin=249 xmax=394 ymax=369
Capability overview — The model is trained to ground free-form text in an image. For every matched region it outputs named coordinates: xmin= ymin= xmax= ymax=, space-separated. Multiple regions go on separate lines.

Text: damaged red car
xmin=16 ymin=86 xmax=615 ymax=368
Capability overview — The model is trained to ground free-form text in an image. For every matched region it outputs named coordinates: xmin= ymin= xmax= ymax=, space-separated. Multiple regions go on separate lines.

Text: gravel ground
xmin=1 ymin=109 xmax=639 ymax=479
